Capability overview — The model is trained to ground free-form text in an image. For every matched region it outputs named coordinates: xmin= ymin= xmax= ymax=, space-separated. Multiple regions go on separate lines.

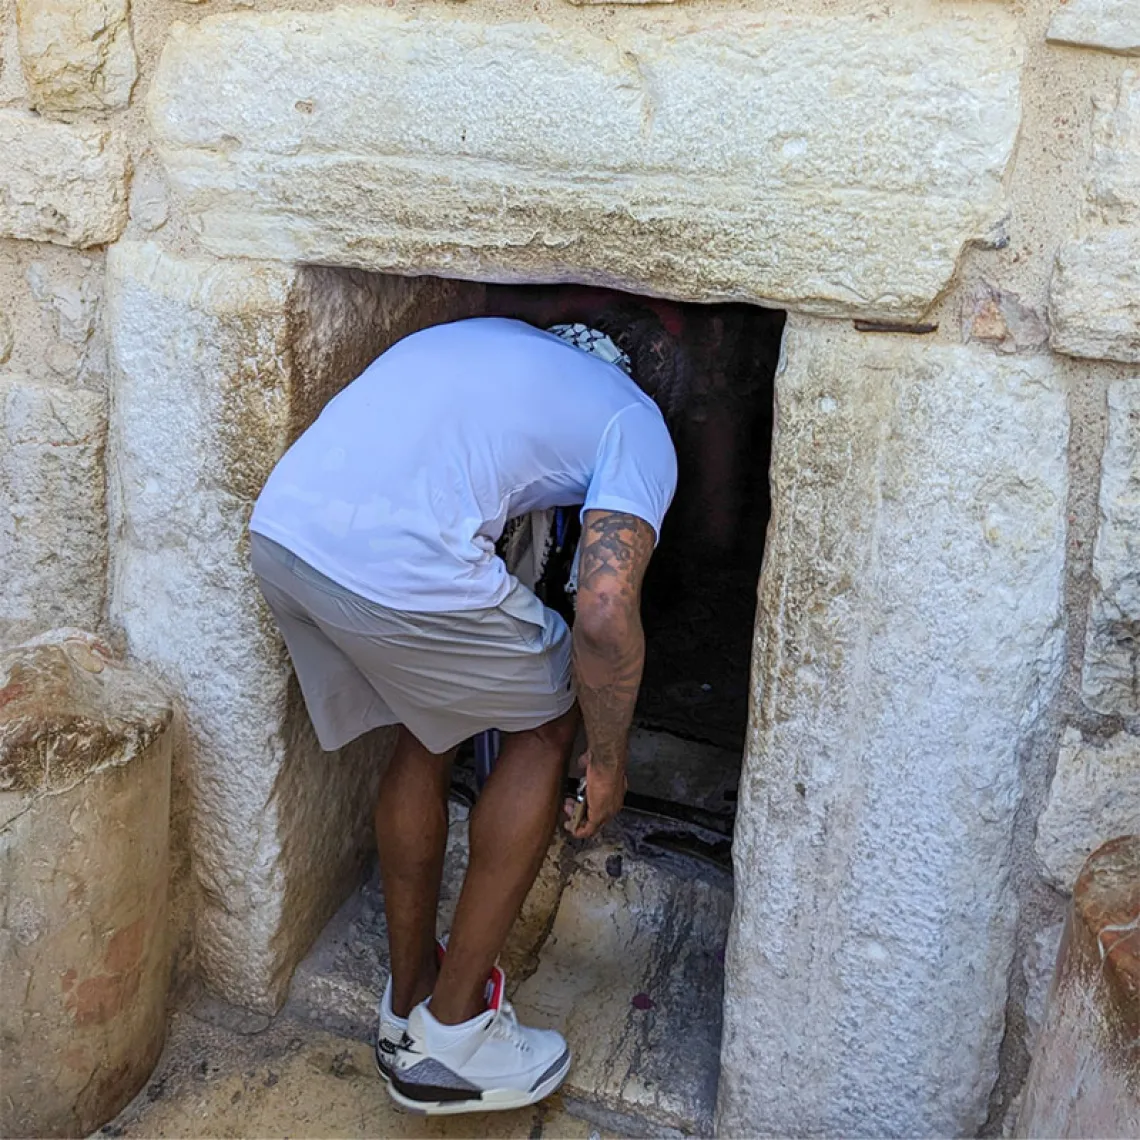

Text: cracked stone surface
xmin=1082 ymin=380 xmax=1140 ymax=717
xmin=720 ymin=320 xmax=1069 ymax=1138
xmin=147 ymin=4 xmax=1022 ymax=319
xmin=0 ymin=630 xmax=173 ymax=1138
xmin=0 ymin=112 xmax=129 ymax=248
xmin=0 ymin=375 xmax=107 ymax=645
xmin=1036 ymin=728 xmax=1140 ymax=892
xmin=1050 ymin=72 xmax=1140 ymax=363
xmin=16 ymin=0 xmax=137 ymax=114
xmin=1047 ymin=0 xmax=1140 ymax=57
xmin=101 ymin=1007 xmax=608 ymax=1140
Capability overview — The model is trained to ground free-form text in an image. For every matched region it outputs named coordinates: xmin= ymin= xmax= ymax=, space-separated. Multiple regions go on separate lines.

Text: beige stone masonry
xmin=0 ymin=376 xmax=106 ymax=647
xmin=1047 ymin=0 xmax=1140 ymax=57
xmin=0 ymin=111 xmax=129 ymax=247
xmin=16 ymin=0 xmax=137 ymax=115
xmin=718 ymin=320 xmax=1069 ymax=1137
xmin=1051 ymin=71 xmax=1140 ymax=363
xmin=1036 ymin=727 xmax=1140 ymax=892
xmin=0 ymin=630 xmax=172 ymax=1138
xmin=1082 ymin=379 xmax=1140 ymax=716
xmin=106 ymin=241 xmax=485 ymax=1010
xmin=147 ymin=3 xmax=1022 ymax=320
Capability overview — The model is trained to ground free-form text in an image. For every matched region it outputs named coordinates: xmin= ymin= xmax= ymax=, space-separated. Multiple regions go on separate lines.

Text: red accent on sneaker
xmin=485 ymin=964 xmax=506 ymax=1012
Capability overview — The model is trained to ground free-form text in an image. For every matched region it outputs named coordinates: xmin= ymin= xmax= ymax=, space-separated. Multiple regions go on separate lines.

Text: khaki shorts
xmin=250 ymin=533 xmax=575 ymax=755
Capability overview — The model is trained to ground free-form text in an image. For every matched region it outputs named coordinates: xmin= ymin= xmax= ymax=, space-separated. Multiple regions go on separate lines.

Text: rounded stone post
xmin=1016 ymin=835 xmax=1140 ymax=1138
xmin=0 ymin=630 xmax=174 ymax=1138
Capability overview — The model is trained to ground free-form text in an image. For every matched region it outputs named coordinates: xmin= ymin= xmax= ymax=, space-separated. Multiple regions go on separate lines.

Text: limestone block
xmin=1016 ymin=837 xmax=1140 ymax=1138
xmin=147 ymin=4 xmax=1023 ymax=320
xmin=0 ymin=111 xmax=129 ymax=248
xmin=1048 ymin=0 xmax=1140 ymax=57
xmin=0 ymin=376 xmax=107 ymax=646
xmin=1051 ymin=72 xmax=1140 ymax=363
xmin=1050 ymin=231 xmax=1140 ymax=363
xmin=1083 ymin=380 xmax=1140 ymax=716
xmin=514 ymin=844 xmax=732 ymax=1135
xmin=1036 ymin=728 xmax=1140 ymax=892
xmin=717 ymin=321 xmax=1070 ymax=1138
xmin=16 ymin=0 xmax=137 ymax=114
xmin=0 ymin=630 xmax=173 ymax=1138
xmin=106 ymin=242 xmax=484 ymax=1011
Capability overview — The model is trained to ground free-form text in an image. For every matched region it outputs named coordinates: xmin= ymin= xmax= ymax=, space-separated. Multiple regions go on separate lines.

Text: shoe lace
xmin=490 ymin=999 xmax=532 ymax=1054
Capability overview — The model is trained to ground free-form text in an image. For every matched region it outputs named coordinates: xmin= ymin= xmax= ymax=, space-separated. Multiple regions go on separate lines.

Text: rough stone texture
xmin=147 ymin=4 xmax=1022 ymax=319
xmin=516 ymin=845 xmax=731 ymax=1137
xmin=1050 ymin=72 xmax=1140 ymax=363
xmin=0 ymin=630 xmax=173 ymax=1138
xmin=0 ymin=309 xmax=12 ymax=364
xmin=1082 ymin=380 xmax=1140 ymax=716
xmin=717 ymin=320 xmax=1070 ymax=1138
xmin=106 ymin=242 xmax=485 ymax=1011
xmin=960 ymin=279 xmax=1048 ymax=354
xmin=0 ymin=375 xmax=107 ymax=646
xmin=1037 ymin=728 xmax=1140 ymax=892
xmin=103 ymin=1011 xmax=604 ymax=1140
xmin=1023 ymin=921 xmax=1065 ymax=1053
xmin=1015 ymin=837 xmax=1140 ymax=1139
xmin=16 ymin=0 xmax=137 ymax=114
xmin=1047 ymin=0 xmax=1140 ymax=57
xmin=0 ymin=111 xmax=129 ymax=248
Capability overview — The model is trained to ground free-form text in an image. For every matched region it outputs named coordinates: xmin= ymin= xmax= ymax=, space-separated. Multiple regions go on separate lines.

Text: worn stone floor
xmin=103 ymin=729 xmax=735 ymax=1138
xmin=100 ymin=1005 xmax=604 ymax=1140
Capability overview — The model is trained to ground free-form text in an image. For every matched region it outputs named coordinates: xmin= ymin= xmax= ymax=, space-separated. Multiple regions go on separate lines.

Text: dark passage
xmin=484 ymin=285 xmax=785 ymax=757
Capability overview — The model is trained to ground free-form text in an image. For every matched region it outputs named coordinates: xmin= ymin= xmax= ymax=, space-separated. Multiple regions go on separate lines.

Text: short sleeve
xmin=582 ymin=402 xmax=678 ymax=543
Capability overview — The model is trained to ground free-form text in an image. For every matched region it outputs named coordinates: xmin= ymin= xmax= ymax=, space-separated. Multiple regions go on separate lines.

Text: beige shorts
xmin=250 ymin=533 xmax=575 ymax=755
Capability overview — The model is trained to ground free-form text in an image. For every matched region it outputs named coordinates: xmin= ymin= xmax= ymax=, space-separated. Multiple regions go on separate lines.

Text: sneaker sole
xmin=385 ymin=1051 xmax=572 ymax=1116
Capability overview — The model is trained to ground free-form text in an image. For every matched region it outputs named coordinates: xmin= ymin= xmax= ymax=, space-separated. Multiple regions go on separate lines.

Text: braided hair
xmin=590 ymin=304 xmax=692 ymax=424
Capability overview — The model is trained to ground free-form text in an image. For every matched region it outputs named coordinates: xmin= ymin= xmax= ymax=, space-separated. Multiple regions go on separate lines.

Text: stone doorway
xmin=108 ymin=255 xmax=786 ymax=1134
xmin=102 ymin=3 xmax=1072 ymax=1135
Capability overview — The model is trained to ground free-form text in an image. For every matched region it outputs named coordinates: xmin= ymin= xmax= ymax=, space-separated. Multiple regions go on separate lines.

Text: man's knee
xmin=519 ymin=705 xmax=579 ymax=754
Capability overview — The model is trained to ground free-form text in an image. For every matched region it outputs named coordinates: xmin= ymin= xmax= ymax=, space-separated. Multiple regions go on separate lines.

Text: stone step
xmin=286 ymin=797 xmax=731 ymax=1137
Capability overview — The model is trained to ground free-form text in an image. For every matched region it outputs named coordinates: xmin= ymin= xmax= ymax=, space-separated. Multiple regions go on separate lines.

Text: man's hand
xmin=563 ymin=750 xmax=629 ymax=838
xmin=567 ymin=509 xmax=655 ymax=837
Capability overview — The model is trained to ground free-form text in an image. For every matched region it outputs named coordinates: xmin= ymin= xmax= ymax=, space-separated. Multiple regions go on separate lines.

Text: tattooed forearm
xmin=572 ymin=511 xmax=655 ymax=772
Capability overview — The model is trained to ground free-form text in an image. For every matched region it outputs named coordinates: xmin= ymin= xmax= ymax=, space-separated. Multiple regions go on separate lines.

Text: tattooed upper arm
xmin=577 ymin=510 xmax=656 ymax=613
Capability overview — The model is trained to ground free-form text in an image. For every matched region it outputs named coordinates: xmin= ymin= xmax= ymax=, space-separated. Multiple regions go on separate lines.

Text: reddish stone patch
xmin=69 ymin=973 xmax=126 ymax=1026
xmin=60 ymin=967 xmax=77 ymax=992
xmin=104 ymin=918 xmax=146 ymax=973
xmin=0 ymin=681 xmax=28 ymax=711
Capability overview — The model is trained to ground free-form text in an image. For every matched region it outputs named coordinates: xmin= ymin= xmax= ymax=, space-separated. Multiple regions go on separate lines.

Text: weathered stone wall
xmin=0 ymin=0 xmax=1137 ymax=1135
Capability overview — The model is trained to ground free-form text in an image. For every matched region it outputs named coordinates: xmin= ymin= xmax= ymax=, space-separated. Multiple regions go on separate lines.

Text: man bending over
xmin=249 ymin=313 xmax=679 ymax=1115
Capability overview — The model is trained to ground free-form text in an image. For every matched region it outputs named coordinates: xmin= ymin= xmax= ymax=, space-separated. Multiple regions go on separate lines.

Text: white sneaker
xmin=387 ymin=966 xmax=571 ymax=1115
xmin=375 ymin=938 xmax=449 ymax=1080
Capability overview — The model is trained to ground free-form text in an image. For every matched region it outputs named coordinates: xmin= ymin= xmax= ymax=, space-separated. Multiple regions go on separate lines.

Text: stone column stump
xmin=0 ymin=630 xmax=174 ymax=1138
xmin=1017 ymin=835 xmax=1140 ymax=1138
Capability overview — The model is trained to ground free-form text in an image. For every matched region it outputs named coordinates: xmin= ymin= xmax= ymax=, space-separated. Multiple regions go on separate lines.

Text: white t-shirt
xmin=250 ymin=317 xmax=678 ymax=612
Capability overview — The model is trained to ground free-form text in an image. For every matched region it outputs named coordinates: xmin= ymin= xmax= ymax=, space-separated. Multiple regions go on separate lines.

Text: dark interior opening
xmin=472 ymin=284 xmax=786 ymax=831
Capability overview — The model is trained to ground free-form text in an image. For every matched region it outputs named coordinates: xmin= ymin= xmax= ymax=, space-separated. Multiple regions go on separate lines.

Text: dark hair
xmin=591 ymin=304 xmax=691 ymax=423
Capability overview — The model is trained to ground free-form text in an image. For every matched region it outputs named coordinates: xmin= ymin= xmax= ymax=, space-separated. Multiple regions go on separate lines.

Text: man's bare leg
xmin=429 ymin=705 xmax=579 ymax=1025
xmin=374 ymin=726 xmax=456 ymax=1018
